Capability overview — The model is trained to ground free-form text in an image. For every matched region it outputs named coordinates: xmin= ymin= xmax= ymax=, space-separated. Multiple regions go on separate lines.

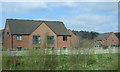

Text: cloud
xmin=2 ymin=2 xmax=48 ymax=14
xmin=50 ymin=2 xmax=79 ymax=8
xmin=2 ymin=2 xmax=118 ymax=15
xmin=69 ymin=2 xmax=118 ymax=15
xmin=1 ymin=0 xmax=120 ymax=2
xmin=60 ymin=14 xmax=117 ymax=33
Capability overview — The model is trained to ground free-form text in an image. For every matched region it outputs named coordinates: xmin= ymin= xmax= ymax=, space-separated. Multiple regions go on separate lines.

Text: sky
xmin=0 ymin=1 xmax=119 ymax=33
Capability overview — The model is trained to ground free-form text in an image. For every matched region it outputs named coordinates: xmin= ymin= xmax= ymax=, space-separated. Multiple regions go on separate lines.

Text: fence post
xmin=94 ymin=47 xmax=96 ymax=54
xmin=17 ymin=50 xmax=18 ymax=56
xmin=114 ymin=47 xmax=116 ymax=53
xmin=100 ymin=47 xmax=102 ymax=54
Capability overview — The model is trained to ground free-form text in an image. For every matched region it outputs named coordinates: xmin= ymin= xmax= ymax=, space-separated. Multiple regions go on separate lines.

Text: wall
xmin=57 ymin=35 xmax=71 ymax=49
xmin=107 ymin=33 xmax=119 ymax=47
xmin=3 ymin=22 xmax=11 ymax=50
xmin=12 ymin=35 xmax=29 ymax=50
xmin=68 ymin=30 xmax=79 ymax=48
xmin=30 ymin=22 xmax=57 ymax=49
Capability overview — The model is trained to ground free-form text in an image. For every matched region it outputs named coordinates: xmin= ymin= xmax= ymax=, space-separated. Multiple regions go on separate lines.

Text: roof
xmin=45 ymin=21 xmax=70 ymax=35
xmin=115 ymin=32 xmax=120 ymax=40
xmin=6 ymin=19 xmax=71 ymax=35
xmin=95 ymin=33 xmax=112 ymax=40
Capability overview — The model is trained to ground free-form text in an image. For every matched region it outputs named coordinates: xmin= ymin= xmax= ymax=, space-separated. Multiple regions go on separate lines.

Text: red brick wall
xmin=3 ymin=22 xmax=11 ymax=49
xmin=12 ymin=35 xmax=29 ymax=50
xmin=107 ymin=33 xmax=119 ymax=47
xmin=57 ymin=36 xmax=71 ymax=49
xmin=68 ymin=30 xmax=79 ymax=48
xmin=30 ymin=22 xmax=57 ymax=49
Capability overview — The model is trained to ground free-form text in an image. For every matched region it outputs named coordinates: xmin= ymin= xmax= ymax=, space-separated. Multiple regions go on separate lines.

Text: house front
xmin=3 ymin=19 xmax=78 ymax=50
xmin=93 ymin=32 xmax=119 ymax=48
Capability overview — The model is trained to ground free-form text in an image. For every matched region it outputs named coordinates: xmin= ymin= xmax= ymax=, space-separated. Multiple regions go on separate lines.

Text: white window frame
xmin=16 ymin=35 xmax=22 ymax=41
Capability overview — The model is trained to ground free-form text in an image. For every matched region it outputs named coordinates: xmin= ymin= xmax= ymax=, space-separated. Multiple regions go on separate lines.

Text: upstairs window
xmin=16 ymin=35 xmax=22 ymax=41
xmin=47 ymin=36 xmax=54 ymax=44
xmin=47 ymin=36 xmax=54 ymax=40
xmin=63 ymin=36 xmax=67 ymax=41
xmin=33 ymin=36 xmax=41 ymax=44
xmin=7 ymin=32 xmax=9 ymax=35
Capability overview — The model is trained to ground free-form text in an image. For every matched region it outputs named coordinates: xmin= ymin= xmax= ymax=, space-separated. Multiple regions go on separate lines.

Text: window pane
xmin=38 ymin=36 xmax=40 ymax=40
xmin=20 ymin=36 xmax=22 ymax=40
xmin=47 ymin=36 xmax=54 ymax=44
xmin=33 ymin=36 xmax=41 ymax=44
xmin=52 ymin=36 xmax=54 ymax=40
xmin=47 ymin=36 xmax=54 ymax=40
xmin=63 ymin=36 xmax=67 ymax=41
xmin=16 ymin=36 xmax=22 ymax=41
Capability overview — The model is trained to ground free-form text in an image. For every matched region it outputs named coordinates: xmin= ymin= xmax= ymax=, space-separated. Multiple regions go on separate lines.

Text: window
xmin=7 ymin=32 xmax=9 ymax=35
xmin=17 ymin=47 xmax=22 ymax=51
xmin=63 ymin=47 xmax=67 ymax=50
xmin=103 ymin=40 xmax=105 ymax=43
xmin=47 ymin=36 xmax=55 ymax=44
xmin=16 ymin=35 xmax=22 ymax=41
xmin=33 ymin=36 xmax=41 ymax=44
xmin=47 ymin=36 xmax=54 ymax=40
xmin=63 ymin=36 xmax=67 ymax=41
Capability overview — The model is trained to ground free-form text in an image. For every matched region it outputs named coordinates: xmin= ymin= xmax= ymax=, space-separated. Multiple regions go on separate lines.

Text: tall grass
xmin=2 ymin=48 xmax=118 ymax=70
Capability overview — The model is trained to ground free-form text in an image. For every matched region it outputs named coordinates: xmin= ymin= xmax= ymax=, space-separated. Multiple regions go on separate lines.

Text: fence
xmin=2 ymin=47 xmax=118 ymax=56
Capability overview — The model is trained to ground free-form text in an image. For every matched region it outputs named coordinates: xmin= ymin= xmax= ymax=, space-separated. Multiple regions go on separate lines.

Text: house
xmin=93 ymin=32 xmax=119 ymax=48
xmin=3 ymin=19 xmax=79 ymax=50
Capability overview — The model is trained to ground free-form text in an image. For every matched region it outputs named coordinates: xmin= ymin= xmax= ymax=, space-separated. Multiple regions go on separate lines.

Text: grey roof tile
xmin=7 ymin=19 xmax=71 ymax=35
xmin=96 ymin=33 xmax=111 ymax=40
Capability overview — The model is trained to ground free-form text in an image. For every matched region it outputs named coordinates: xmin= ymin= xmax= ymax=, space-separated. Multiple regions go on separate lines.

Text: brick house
xmin=3 ymin=19 xmax=79 ymax=50
xmin=93 ymin=32 xmax=119 ymax=47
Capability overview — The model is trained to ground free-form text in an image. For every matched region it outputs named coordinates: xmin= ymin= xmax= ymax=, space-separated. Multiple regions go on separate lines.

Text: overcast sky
xmin=0 ymin=1 xmax=119 ymax=33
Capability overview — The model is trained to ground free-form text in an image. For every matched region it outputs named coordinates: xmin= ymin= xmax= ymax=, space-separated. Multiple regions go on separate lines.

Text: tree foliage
xmin=72 ymin=30 xmax=99 ymax=40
